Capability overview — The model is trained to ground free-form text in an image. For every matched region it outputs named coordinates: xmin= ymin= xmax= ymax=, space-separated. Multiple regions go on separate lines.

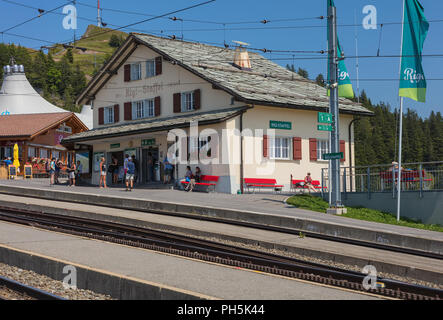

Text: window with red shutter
xmin=98 ymin=107 xmax=104 ymax=125
xmin=340 ymin=140 xmax=346 ymax=162
xmin=193 ymin=89 xmax=201 ymax=110
xmin=293 ymin=137 xmax=302 ymax=160
xmin=124 ymin=64 xmax=130 ymax=82
xmin=114 ymin=104 xmax=119 ymax=123
xmin=124 ymin=102 xmax=132 ymax=120
xmin=309 ymin=138 xmax=317 ymax=161
xmin=263 ymin=135 xmax=268 ymax=158
xmin=155 ymin=57 xmax=162 ymax=75
xmin=154 ymin=96 xmax=161 ymax=116
xmin=173 ymin=93 xmax=181 ymax=113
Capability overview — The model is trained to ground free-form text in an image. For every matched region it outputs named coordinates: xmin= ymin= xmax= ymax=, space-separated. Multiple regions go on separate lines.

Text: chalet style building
xmin=63 ymin=33 xmax=372 ymax=193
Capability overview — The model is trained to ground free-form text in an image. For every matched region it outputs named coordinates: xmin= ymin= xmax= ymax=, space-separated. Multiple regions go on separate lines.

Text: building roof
xmin=0 ymin=69 xmax=93 ymax=128
xmin=77 ymin=32 xmax=372 ymax=116
xmin=62 ymin=106 xmax=248 ymax=144
xmin=0 ymin=112 xmax=87 ymax=139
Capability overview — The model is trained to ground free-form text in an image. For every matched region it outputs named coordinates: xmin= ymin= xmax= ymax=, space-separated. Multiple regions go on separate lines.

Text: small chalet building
xmin=64 ymin=33 xmax=372 ymax=193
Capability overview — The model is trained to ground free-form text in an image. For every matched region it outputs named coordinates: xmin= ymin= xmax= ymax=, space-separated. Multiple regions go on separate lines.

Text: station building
xmin=0 ymin=60 xmax=90 ymax=173
xmin=63 ymin=33 xmax=372 ymax=193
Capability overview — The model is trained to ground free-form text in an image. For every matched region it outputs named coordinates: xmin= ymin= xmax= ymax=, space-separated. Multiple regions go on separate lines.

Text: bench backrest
xmin=244 ymin=178 xmax=277 ymax=185
xmin=200 ymin=175 xmax=219 ymax=182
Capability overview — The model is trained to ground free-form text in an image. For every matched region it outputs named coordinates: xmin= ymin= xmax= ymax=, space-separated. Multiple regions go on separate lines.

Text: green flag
xmin=399 ymin=0 xmax=429 ymax=102
xmin=327 ymin=0 xmax=354 ymax=98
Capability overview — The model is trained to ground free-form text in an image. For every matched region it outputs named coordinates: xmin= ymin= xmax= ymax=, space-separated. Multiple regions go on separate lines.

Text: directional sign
xmin=317 ymin=124 xmax=333 ymax=132
xmin=318 ymin=112 xmax=333 ymax=124
xmin=322 ymin=152 xmax=343 ymax=160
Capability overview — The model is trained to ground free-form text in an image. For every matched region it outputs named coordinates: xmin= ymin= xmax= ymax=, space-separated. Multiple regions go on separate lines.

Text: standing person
xmin=49 ymin=158 xmax=56 ymax=186
xmin=163 ymin=156 xmax=173 ymax=184
xmin=123 ymin=154 xmax=129 ymax=183
xmin=54 ymin=160 xmax=62 ymax=185
xmin=304 ymin=172 xmax=317 ymax=193
xmin=131 ymin=155 xmax=138 ymax=184
xmin=68 ymin=161 xmax=76 ymax=186
xmin=125 ymin=157 xmax=135 ymax=191
xmin=99 ymin=157 xmax=107 ymax=188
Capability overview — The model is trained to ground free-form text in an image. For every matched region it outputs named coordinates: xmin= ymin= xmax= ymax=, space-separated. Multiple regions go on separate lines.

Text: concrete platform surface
xmin=0 ymin=193 xmax=441 ymax=285
xmin=0 ymin=221 xmax=379 ymax=300
xmin=0 ymin=179 xmax=442 ymax=255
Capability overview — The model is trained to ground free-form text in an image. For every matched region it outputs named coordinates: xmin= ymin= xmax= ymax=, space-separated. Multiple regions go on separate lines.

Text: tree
xmin=315 ymin=73 xmax=325 ymax=87
xmin=109 ymin=34 xmax=124 ymax=48
xmin=297 ymin=67 xmax=309 ymax=79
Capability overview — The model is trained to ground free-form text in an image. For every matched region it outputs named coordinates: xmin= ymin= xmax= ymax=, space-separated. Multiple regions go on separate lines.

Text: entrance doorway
xmin=142 ymin=147 xmax=159 ymax=183
xmin=107 ymin=151 xmax=124 ymax=185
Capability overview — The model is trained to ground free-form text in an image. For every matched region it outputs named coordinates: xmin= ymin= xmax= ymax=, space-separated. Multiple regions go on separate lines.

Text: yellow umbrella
xmin=13 ymin=143 xmax=20 ymax=171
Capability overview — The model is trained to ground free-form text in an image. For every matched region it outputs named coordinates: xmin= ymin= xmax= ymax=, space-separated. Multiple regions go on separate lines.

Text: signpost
xmin=317 ymin=124 xmax=333 ymax=132
xmin=24 ymin=165 xmax=32 ymax=179
xmin=8 ymin=165 xmax=16 ymax=179
xmin=318 ymin=112 xmax=333 ymax=124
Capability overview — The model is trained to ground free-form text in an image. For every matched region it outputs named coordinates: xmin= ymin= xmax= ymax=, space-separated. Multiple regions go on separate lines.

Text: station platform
xmin=0 ymin=221 xmax=378 ymax=300
xmin=0 ymin=179 xmax=442 ymax=256
xmin=0 ymin=179 xmax=441 ymax=286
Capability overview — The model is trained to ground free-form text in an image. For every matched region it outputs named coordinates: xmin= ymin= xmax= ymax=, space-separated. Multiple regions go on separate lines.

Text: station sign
xmin=110 ymin=143 xmax=120 ymax=149
xmin=318 ymin=112 xmax=333 ymax=124
xmin=322 ymin=152 xmax=343 ymax=160
xmin=270 ymin=120 xmax=292 ymax=130
xmin=142 ymin=138 xmax=156 ymax=146
xmin=317 ymin=124 xmax=333 ymax=132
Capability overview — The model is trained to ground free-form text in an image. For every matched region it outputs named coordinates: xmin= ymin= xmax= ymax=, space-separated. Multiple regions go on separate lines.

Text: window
xmin=130 ymin=63 xmax=141 ymax=80
xmin=104 ymin=106 xmax=114 ymax=124
xmin=269 ymin=137 xmax=290 ymax=160
xmin=52 ymin=151 xmax=60 ymax=160
xmin=181 ymin=92 xmax=194 ymax=112
xmin=40 ymin=148 xmax=48 ymax=159
xmin=132 ymin=99 xmax=154 ymax=120
xmin=317 ymin=139 xmax=329 ymax=160
xmin=28 ymin=147 xmax=36 ymax=158
xmin=57 ymin=123 xmax=72 ymax=133
xmin=146 ymin=59 xmax=156 ymax=78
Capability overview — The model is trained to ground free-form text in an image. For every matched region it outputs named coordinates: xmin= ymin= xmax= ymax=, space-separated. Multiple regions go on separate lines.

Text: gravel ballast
xmin=0 ymin=262 xmax=114 ymax=300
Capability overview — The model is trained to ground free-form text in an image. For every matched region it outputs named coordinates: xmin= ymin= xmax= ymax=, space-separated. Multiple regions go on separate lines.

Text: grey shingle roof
xmin=133 ymin=33 xmax=372 ymax=115
xmin=63 ymin=106 xmax=248 ymax=144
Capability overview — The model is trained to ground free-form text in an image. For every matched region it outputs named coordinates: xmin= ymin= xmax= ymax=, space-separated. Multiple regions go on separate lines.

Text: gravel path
xmin=0 ymin=262 xmax=114 ymax=300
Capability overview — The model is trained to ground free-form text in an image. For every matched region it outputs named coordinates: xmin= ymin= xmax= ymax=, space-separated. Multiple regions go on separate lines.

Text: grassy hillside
xmin=51 ymin=25 xmax=128 ymax=78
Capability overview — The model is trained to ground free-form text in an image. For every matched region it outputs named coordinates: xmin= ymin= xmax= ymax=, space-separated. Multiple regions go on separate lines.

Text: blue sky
xmin=1 ymin=0 xmax=442 ymax=118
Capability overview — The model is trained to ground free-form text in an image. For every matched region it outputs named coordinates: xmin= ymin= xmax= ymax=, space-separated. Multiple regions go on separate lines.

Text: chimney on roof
xmin=232 ymin=40 xmax=251 ymax=71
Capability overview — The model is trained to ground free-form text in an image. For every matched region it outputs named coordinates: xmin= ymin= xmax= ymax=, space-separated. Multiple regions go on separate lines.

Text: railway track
xmin=0 ymin=207 xmax=441 ymax=300
xmin=0 ymin=275 xmax=65 ymax=300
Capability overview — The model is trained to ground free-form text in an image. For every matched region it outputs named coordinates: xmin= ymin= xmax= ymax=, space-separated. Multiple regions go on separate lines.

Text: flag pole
xmin=396 ymin=0 xmax=406 ymax=222
xmin=396 ymin=97 xmax=403 ymax=221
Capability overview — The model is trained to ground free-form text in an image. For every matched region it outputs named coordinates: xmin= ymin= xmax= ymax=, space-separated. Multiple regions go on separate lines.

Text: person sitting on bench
xmin=304 ymin=172 xmax=317 ymax=193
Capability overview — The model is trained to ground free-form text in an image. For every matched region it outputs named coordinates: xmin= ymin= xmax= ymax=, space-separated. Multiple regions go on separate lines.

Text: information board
xmin=24 ymin=165 xmax=32 ymax=179
xmin=8 ymin=165 xmax=17 ymax=179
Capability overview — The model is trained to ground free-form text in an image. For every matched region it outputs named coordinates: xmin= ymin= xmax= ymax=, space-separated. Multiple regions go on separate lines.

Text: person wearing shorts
xmin=68 ymin=161 xmax=76 ymax=186
xmin=125 ymin=158 xmax=135 ymax=191
xmin=99 ymin=157 xmax=107 ymax=188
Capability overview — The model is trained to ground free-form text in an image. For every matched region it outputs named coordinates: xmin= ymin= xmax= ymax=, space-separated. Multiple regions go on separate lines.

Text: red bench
xmin=291 ymin=179 xmax=325 ymax=192
xmin=244 ymin=178 xmax=283 ymax=193
xmin=181 ymin=175 xmax=219 ymax=192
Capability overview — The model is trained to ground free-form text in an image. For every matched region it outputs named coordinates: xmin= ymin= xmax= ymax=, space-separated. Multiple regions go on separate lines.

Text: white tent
xmin=0 ymin=63 xmax=92 ymax=129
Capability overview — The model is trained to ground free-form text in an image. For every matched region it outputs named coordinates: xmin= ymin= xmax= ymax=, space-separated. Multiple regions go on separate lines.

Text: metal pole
xmin=396 ymin=97 xmax=404 ymax=221
xmin=328 ymin=4 xmax=341 ymax=208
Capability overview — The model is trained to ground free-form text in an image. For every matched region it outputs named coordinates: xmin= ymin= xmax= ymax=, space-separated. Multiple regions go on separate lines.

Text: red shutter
xmin=293 ymin=137 xmax=302 ymax=160
xmin=263 ymin=135 xmax=268 ymax=158
xmin=340 ymin=140 xmax=346 ymax=162
xmin=154 ymin=96 xmax=161 ymax=116
xmin=124 ymin=64 xmax=131 ymax=82
xmin=124 ymin=102 xmax=132 ymax=120
xmin=173 ymin=93 xmax=181 ymax=113
xmin=309 ymin=138 xmax=317 ymax=161
xmin=155 ymin=57 xmax=162 ymax=75
xmin=113 ymin=104 xmax=119 ymax=123
xmin=193 ymin=89 xmax=201 ymax=110
xmin=98 ymin=107 xmax=104 ymax=125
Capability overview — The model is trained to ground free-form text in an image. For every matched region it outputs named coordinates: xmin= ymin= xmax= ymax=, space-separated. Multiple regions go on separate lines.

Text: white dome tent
xmin=0 ymin=59 xmax=92 ymax=129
